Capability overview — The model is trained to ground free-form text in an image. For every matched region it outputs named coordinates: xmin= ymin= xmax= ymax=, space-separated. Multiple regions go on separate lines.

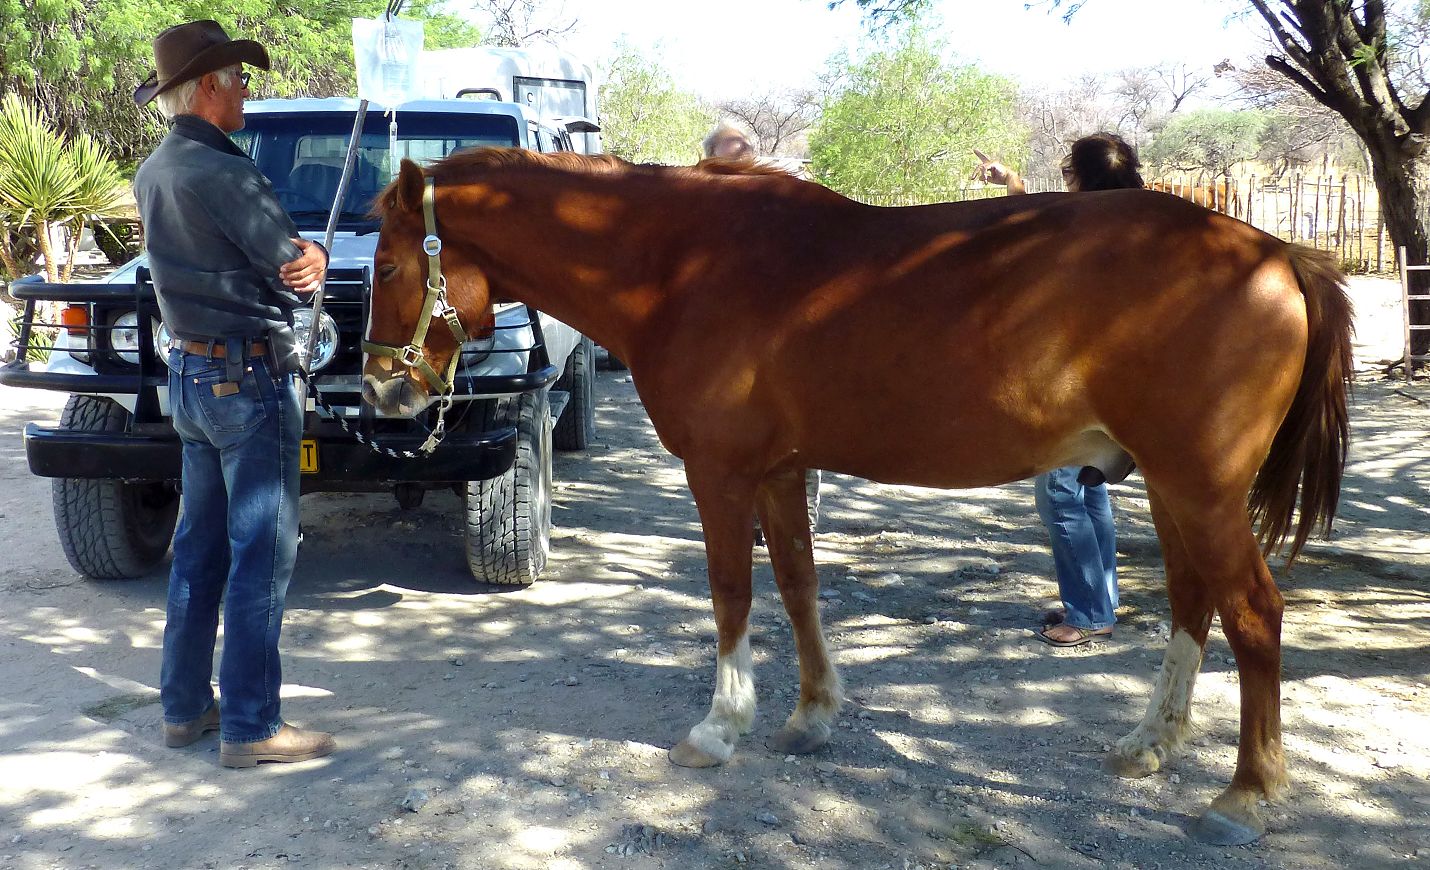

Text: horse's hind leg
xmin=1200 ymin=531 xmax=1288 ymax=845
xmin=756 ymin=467 xmax=843 ymax=755
xmin=1142 ymin=495 xmax=1288 ymax=845
xmin=1107 ymin=486 xmax=1211 ymax=778
xmin=669 ymin=461 xmax=760 ymax=769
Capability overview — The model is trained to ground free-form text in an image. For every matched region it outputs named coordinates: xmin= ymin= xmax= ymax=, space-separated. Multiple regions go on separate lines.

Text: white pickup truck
xmin=1 ymin=95 xmax=600 ymax=587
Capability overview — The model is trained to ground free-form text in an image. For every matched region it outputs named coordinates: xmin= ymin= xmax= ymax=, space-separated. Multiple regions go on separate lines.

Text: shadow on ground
xmin=0 ymin=375 xmax=1426 ymax=870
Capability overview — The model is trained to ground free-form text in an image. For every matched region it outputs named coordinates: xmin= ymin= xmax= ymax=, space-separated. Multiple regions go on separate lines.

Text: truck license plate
xmin=300 ymin=439 xmax=318 ymax=473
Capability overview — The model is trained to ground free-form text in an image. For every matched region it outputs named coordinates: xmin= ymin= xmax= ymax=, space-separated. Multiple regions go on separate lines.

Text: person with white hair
xmin=702 ymin=120 xmax=757 ymax=161
xmin=133 ymin=19 xmax=334 ymax=767
xmin=701 ymin=120 xmax=824 ymax=535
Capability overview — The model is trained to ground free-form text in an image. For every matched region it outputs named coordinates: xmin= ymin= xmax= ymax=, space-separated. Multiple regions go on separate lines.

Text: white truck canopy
xmin=419 ymin=46 xmax=601 ymax=154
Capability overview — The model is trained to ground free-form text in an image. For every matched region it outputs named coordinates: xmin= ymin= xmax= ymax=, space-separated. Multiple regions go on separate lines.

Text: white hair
xmin=155 ymin=65 xmax=240 ymax=119
xmin=702 ymin=120 xmax=755 ymax=160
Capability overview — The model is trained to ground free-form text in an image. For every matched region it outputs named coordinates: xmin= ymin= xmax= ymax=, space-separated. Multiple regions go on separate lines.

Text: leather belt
xmin=174 ymin=339 xmax=269 ymax=359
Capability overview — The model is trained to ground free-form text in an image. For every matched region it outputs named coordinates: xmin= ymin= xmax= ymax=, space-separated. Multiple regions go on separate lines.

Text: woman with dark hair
xmin=976 ymin=131 xmax=1143 ymax=194
xmin=976 ymin=133 xmax=1143 ymax=647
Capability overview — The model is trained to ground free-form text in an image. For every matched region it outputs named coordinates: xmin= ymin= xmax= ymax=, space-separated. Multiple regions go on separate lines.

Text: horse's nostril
xmin=361 ymin=377 xmax=380 ymax=407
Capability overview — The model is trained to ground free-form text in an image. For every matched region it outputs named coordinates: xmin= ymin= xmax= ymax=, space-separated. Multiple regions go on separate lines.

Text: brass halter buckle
xmin=399 ymin=344 xmax=425 ymax=368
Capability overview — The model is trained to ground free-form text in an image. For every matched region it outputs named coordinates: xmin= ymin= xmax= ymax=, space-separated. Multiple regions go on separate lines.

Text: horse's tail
xmin=1248 ymin=244 xmax=1355 ymax=564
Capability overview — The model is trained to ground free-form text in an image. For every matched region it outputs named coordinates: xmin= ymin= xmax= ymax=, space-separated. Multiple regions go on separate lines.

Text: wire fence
xmin=848 ymin=173 xmax=1397 ymax=275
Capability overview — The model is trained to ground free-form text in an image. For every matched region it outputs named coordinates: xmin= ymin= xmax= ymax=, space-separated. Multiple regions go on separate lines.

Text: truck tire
xmin=52 ymin=396 xmax=180 ymax=580
xmin=552 ymin=334 xmax=595 ymax=451
xmin=464 ymin=390 xmax=552 ymax=585
xmin=596 ymin=345 xmax=628 ymax=371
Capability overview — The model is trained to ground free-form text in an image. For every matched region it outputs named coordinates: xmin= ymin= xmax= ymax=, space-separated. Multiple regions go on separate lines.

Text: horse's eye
xmin=377 ymin=264 xmax=398 ymax=282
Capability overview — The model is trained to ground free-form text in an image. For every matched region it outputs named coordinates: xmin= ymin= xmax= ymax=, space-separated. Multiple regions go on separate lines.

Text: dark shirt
xmin=133 ymin=115 xmax=305 ymax=371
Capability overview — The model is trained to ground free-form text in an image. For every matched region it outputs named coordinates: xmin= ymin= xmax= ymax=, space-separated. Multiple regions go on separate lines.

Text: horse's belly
xmin=805 ymin=411 xmax=1125 ymax=490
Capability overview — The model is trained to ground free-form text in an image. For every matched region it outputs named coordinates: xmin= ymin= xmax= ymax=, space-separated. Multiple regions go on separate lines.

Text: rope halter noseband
xmin=362 ymin=175 xmax=471 ymax=452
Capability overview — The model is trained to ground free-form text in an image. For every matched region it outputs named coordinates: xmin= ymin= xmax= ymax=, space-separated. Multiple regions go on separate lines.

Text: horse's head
xmin=363 ymin=158 xmax=490 ymax=416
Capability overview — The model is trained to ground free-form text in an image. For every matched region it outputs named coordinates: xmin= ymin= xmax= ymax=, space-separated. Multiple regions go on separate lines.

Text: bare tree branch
xmin=471 ymin=0 xmax=577 ymax=47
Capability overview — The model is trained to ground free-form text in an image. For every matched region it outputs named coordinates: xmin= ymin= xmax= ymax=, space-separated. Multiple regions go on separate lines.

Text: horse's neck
xmin=450 ymin=174 xmax=683 ymax=363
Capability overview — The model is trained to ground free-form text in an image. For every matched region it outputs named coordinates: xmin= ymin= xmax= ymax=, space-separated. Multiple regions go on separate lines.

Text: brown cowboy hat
xmin=134 ymin=20 xmax=270 ymax=107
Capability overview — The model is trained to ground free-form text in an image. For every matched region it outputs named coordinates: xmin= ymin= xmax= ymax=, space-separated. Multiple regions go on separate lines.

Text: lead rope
xmin=296 ymin=367 xmax=427 ymax=459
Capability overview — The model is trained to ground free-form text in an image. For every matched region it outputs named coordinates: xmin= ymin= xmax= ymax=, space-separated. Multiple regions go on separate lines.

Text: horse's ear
xmin=394 ymin=159 xmax=426 ymax=213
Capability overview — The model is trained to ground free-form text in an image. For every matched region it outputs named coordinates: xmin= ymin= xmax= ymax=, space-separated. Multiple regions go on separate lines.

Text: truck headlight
xmin=460 ymin=331 xmax=496 ymax=365
xmin=293 ymin=307 xmax=340 ymax=371
xmin=111 ymin=311 xmax=142 ymax=365
xmin=154 ymin=321 xmax=174 ymax=360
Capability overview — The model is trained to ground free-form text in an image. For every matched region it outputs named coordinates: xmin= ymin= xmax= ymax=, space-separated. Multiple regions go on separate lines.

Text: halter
xmin=362 ymin=176 xmax=470 ymax=451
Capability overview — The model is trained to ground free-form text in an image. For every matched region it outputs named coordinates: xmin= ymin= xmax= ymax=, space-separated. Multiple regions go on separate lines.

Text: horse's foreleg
xmin=1108 ymin=487 xmax=1211 ymax=778
xmin=669 ymin=462 xmax=759 ymax=769
xmin=757 ymin=467 xmax=843 ymax=755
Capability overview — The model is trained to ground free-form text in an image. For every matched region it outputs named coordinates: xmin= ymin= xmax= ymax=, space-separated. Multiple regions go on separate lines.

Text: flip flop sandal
xmin=1035 ymin=625 xmax=1111 ymax=647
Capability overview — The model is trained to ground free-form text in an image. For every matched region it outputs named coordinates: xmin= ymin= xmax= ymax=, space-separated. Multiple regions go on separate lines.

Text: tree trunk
xmin=62 ymin=219 xmax=79 ymax=283
xmin=0 ymin=239 xmax=19 ymax=289
xmin=34 ymin=220 xmax=59 ymax=284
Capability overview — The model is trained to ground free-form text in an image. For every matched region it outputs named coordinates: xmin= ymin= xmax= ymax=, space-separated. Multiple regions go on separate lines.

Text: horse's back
xmin=670 ymin=190 xmax=1314 ymax=489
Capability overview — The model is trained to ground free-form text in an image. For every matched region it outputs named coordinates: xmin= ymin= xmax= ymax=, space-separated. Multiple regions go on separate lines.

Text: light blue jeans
xmin=1034 ymin=466 xmax=1118 ymax=631
xmin=160 ymin=347 xmax=302 ymax=743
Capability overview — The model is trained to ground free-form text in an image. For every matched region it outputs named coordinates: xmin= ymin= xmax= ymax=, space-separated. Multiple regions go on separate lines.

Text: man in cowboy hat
xmin=133 ymin=19 xmax=334 ymax=768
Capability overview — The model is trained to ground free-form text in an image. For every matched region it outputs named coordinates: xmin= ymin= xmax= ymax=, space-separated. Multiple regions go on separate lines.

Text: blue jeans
xmin=1034 ymin=466 xmax=1118 ymax=631
xmin=161 ymin=348 xmax=302 ymax=743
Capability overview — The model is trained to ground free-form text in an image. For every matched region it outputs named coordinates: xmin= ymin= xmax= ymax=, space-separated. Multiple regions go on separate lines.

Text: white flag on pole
xmin=352 ymin=17 xmax=424 ymax=109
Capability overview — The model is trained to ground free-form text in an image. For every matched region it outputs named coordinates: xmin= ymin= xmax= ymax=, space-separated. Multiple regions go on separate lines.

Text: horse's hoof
xmin=766 ymin=723 xmax=831 ymax=755
xmin=669 ymin=739 xmax=728 ymax=769
xmin=1193 ymin=808 xmax=1265 ymax=845
xmin=1105 ymin=743 xmax=1161 ymax=778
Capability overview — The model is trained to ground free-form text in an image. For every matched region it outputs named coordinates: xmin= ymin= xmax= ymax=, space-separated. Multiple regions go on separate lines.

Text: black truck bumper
xmin=22 ymin=423 xmax=518 ymax=488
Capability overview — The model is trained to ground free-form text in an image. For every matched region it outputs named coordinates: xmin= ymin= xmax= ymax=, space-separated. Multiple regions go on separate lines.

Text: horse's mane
xmin=430 ymin=147 xmax=629 ymax=180
xmin=375 ymin=147 xmax=808 ymax=217
xmin=690 ymin=156 xmax=798 ymax=178
xmin=432 ymin=147 xmax=796 ymax=181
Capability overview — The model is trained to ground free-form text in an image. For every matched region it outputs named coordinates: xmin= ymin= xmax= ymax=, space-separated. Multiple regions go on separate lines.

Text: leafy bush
xmin=88 ymin=218 xmax=141 ymax=267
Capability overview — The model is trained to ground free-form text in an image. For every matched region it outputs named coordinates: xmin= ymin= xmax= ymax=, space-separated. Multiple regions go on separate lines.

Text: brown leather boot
xmin=220 ymin=724 xmax=335 ymax=769
xmin=163 ymin=703 xmax=221 ymax=748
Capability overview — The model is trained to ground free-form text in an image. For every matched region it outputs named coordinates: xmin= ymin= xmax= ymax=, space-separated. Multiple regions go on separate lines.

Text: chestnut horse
xmin=364 ymin=149 xmax=1353 ymax=845
xmin=1150 ymin=179 xmax=1242 ymax=217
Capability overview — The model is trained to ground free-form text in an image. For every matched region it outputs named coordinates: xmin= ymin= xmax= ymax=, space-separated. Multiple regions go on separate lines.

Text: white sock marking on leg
xmin=686 ymin=634 xmax=755 ymax=759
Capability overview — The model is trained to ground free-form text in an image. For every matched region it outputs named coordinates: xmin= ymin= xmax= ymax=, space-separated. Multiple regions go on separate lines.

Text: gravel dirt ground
xmin=0 ymin=277 xmax=1426 ymax=870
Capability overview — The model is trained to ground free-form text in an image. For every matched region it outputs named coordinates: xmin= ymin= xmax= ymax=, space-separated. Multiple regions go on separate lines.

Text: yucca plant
xmin=58 ymin=132 xmax=127 ymax=281
xmin=0 ymin=93 xmax=125 ymax=284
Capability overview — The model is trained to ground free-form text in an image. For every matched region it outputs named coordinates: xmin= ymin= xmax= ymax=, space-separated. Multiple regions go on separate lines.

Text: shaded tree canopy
xmin=597 ymin=42 xmax=715 ymax=164
xmin=0 ymin=1 xmax=479 ymax=165
xmin=1144 ymin=108 xmax=1267 ymax=176
xmin=809 ymin=26 xmax=1025 ymax=198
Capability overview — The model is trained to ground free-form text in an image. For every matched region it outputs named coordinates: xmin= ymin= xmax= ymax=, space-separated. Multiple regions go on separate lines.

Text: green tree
xmin=597 ymin=42 xmax=714 ymax=164
xmin=0 ymin=2 xmax=479 ymax=165
xmin=0 ymin=93 xmax=125 ymax=285
xmin=808 ymin=28 xmax=1025 ymax=201
xmin=1145 ymin=108 xmax=1267 ymax=177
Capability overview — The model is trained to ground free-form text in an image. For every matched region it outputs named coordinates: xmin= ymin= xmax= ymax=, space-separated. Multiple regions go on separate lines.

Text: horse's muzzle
xmin=362 ymin=371 xmax=428 ymax=417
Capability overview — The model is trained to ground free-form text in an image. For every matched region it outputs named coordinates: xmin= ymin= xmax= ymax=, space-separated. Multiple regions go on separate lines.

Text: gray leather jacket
xmin=134 ymin=115 xmax=308 ymax=372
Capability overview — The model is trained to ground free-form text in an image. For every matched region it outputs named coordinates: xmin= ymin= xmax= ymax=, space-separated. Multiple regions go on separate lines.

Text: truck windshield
xmin=233 ymin=111 xmax=522 ymax=231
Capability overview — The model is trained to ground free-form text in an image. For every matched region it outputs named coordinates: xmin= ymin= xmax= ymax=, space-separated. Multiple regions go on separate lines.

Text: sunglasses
xmin=238 ymin=71 xmax=252 ymax=89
